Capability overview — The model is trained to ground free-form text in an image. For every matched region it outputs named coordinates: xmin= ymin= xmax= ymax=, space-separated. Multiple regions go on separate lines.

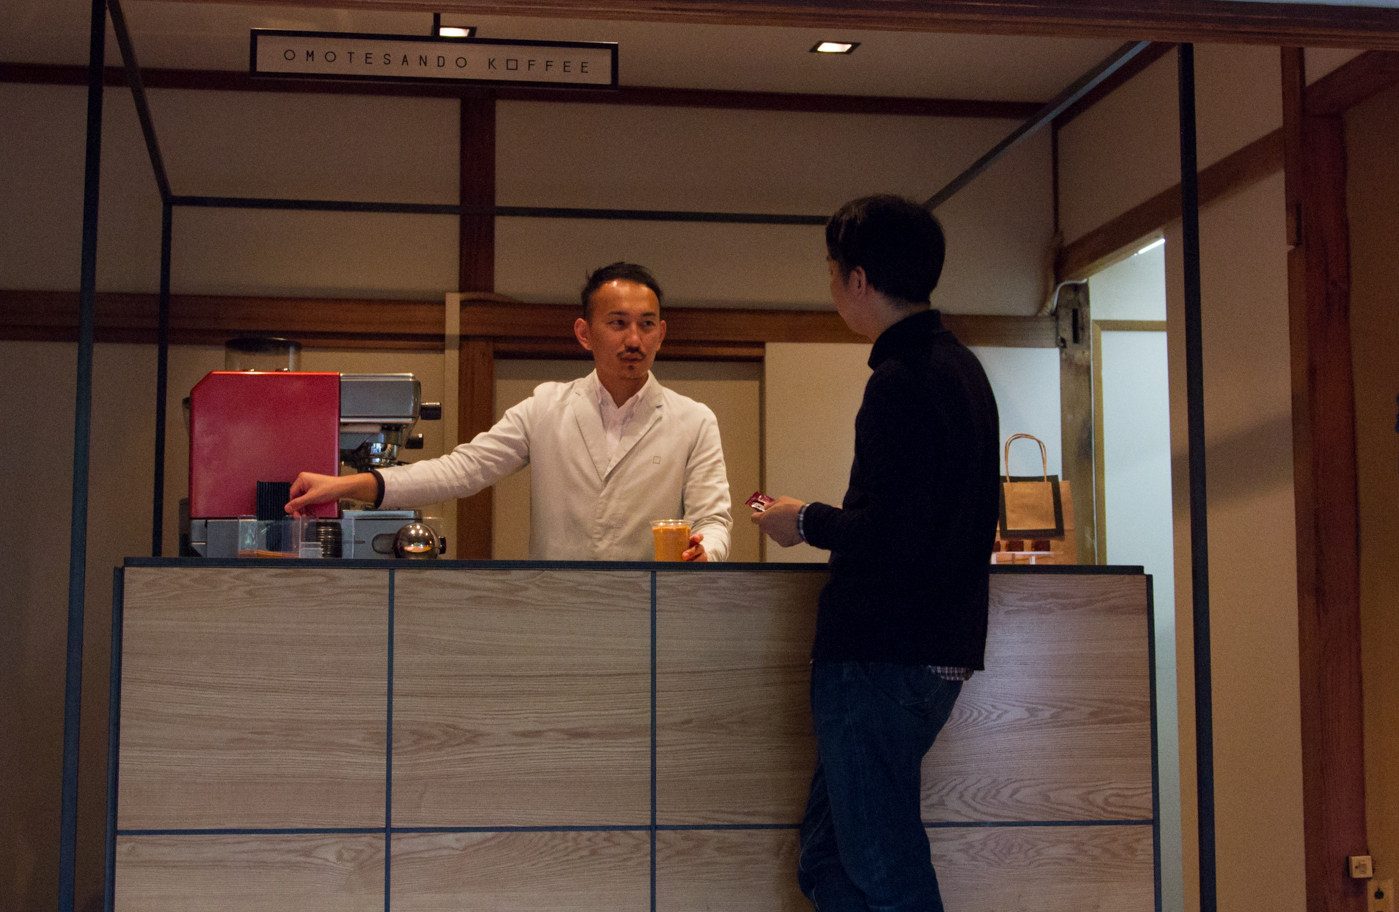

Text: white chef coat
xmin=378 ymin=371 xmax=732 ymax=561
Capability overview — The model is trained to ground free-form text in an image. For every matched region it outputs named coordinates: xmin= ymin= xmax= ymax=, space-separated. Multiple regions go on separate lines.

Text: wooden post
xmin=1282 ymin=46 xmax=1369 ymax=912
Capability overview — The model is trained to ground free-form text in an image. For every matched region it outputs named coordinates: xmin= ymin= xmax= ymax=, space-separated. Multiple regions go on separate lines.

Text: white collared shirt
xmin=594 ymin=373 xmax=644 ymax=459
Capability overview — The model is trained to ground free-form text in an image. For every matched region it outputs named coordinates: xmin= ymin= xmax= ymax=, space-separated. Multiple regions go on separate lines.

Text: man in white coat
xmin=285 ymin=262 xmax=732 ymax=561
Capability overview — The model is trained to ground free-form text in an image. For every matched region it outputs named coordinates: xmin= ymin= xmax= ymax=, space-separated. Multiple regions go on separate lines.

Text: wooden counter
xmin=108 ymin=561 xmax=1158 ymax=912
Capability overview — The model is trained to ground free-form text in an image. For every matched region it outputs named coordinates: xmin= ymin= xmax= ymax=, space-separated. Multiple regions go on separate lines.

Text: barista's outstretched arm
xmin=285 ymin=472 xmax=378 ymax=516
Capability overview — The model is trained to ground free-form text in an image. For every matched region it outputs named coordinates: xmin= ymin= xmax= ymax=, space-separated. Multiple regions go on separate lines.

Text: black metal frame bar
xmin=925 ymin=40 xmax=1151 ymax=211
xmin=1178 ymin=42 xmax=1217 ymax=912
xmin=60 ymin=3 xmax=107 ymax=910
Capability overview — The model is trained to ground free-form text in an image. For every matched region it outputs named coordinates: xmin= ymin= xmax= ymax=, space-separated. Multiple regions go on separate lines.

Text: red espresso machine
xmin=181 ymin=339 xmax=441 ymax=558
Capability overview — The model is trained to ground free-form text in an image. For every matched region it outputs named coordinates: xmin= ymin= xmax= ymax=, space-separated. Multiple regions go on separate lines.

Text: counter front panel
xmin=110 ymin=562 xmax=1158 ymax=912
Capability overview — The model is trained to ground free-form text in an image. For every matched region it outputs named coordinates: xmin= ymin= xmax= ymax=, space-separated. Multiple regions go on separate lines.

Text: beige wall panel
xmin=924 ymin=573 xmax=1154 ymax=823
xmin=1059 ymin=45 xmax=1283 ymax=249
xmin=931 ymin=825 xmax=1156 ymax=911
xmin=1164 ymin=171 xmax=1305 ymax=912
xmin=1058 ymin=50 xmax=1181 ymax=247
xmin=0 ymin=83 xmax=164 ymax=292
xmin=0 ymin=84 xmax=84 ymax=289
xmin=655 ymin=571 xmax=822 ymax=824
xmin=150 ymin=89 xmax=459 ymax=202
xmin=492 ymin=360 xmax=763 ymax=563
xmin=113 ymin=834 xmax=384 ymax=912
xmin=496 ymin=217 xmax=831 ymax=309
xmin=762 ymin=341 xmax=869 ymax=563
xmin=0 ymin=84 xmax=458 ymax=296
xmin=496 ymin=102 xmax=1052 ymax=315
xmin=169 ymin=207 xmax=458 ymax=299
xmin=499 ymin=102 xmax=1015 ymax=214
xmin=118 ymin=567 xmax=389 ymax=829
xmin=1192 ymin=44 xmax=1284 ymax=170
xmin=1305 ymin=47 xmax=1363 ymax=84
xmin=1346 ymin=82 xmax=1399 ymax=885
xmin=655 ymin=829 xmax=804 ymax=912
xmin=391 ymin=830 xmax=650 ymax=912
xmin=393 ymin=569 xmax=651 ymax=826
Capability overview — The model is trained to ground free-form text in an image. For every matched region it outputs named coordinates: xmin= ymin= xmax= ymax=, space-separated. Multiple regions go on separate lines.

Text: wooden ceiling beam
xmin=0 ymin=63 xmax=1041 ymax=119
xmin=149 ymin=0 xmax=1399 ymax=49
xmin=0 ymin=290 xmax=1054 ymax=349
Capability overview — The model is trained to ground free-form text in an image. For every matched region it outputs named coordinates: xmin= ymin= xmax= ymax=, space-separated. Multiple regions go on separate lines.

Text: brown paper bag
xmin=994 ymin=434 xmax=1078 ymax=565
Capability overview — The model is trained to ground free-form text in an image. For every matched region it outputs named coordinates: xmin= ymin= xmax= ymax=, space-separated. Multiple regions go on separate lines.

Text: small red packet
xmin=746 ymin=491 xmax=776 ymax=512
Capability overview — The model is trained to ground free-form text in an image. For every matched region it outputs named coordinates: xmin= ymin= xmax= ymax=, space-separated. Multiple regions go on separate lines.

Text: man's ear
xmin=847 ymin=266 xmax=869 ymax=296
xmin=573 ymin=317 xmax=593 ymax=351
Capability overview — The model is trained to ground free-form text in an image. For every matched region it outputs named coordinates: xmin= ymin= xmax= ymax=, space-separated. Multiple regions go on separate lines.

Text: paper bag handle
xmin=1004 ymin=433 xmax=1049 ymax=483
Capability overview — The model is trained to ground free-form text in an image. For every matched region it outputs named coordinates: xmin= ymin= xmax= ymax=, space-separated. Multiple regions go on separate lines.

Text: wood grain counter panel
xmin=392 ymin=569 xmax=652 ymax=827
xmin=118 ymin=568 xmax=389 ymax=829
xmin=654 ymin=823 xmax=1154 ymax=912
xmin=113 ymin=834 xmax=384 ymax=912
xmin=923 ymin=574 xmax=1155 ymax=823
xmin=391 ymin=831 xmax=650 ymax=912
xmin=931 ymin=824 xmax=1156 ymax=911
xmin=656 ymin=829 xmax=806 ymax=912
xmin=655 ymin=572 xmax=823 ymax=825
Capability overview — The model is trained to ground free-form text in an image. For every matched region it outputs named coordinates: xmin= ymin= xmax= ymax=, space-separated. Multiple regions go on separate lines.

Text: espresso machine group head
xmin=339 ymin=373 xmax=442 ymax=473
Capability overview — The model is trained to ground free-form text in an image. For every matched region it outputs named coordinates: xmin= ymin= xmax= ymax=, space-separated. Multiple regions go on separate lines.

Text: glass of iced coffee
xmin=651 ymin=519 xmax=691 ymax=561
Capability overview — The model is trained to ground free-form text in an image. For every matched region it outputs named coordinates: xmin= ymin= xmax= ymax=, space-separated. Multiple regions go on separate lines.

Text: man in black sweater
xmin=754 ymin=195 xmax=1000 ymax=912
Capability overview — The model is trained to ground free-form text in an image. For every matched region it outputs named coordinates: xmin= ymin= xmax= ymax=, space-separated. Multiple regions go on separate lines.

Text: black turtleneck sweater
xmin=802 ymin=308 xmax=1001 ymax=668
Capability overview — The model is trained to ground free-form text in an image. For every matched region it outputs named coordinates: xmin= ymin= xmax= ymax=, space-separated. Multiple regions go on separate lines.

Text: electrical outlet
xmin=1353 ymin=856 xmax=1376 ymax=879
xmin=1370 ymin=878 xmax=1393 ymax=912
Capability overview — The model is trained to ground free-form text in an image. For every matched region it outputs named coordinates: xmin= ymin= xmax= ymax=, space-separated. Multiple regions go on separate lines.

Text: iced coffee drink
xmin=651 ymin=520 xmax=691 ymax=562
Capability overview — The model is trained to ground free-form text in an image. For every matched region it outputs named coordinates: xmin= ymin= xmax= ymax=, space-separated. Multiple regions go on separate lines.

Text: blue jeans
xmin=798 ymin=662 xmax=963 ymax=912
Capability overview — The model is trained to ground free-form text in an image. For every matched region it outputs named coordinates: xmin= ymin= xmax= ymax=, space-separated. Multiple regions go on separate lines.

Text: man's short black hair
xmin=580 ymin=262 xmax=664 ymax=322
xmin=825 ymin=195 xmax=946 ymax=305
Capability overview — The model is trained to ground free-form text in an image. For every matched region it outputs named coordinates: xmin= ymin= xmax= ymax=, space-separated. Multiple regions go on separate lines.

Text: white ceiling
xmin=0 ymin=0 xmax=1129 ymax=102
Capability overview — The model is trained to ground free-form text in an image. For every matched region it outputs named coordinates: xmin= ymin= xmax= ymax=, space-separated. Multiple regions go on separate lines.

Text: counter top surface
xmin=123 ymin=557 xmax=1146 ymax=574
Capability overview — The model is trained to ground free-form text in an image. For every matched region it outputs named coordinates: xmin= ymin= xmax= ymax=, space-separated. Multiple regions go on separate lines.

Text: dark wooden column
xmin=1282 ymin=47 xmax=1368 ymax=912
xmin=457 ymin=93 xmax=497 ymax=559
xmin=1055 ymin=281 xmax=1097 ymax=564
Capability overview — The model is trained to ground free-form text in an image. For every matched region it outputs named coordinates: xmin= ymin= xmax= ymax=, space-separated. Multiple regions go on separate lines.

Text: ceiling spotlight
xmin=432 ymin=14 xmax=476 ymax=38
xmin=811 ymin=41 xmax=859 ymax=54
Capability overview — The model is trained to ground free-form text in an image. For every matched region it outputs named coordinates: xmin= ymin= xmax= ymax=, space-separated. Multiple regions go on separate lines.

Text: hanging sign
xmin=251 ymin=30 xmax=618 ymax=88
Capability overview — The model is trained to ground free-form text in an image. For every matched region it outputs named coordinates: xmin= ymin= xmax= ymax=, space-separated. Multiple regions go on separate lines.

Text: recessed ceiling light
xmin=432 ymin=14 xmax=476 ymax=38
xmin=811 ymin=41 xmax=859 ymax=54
